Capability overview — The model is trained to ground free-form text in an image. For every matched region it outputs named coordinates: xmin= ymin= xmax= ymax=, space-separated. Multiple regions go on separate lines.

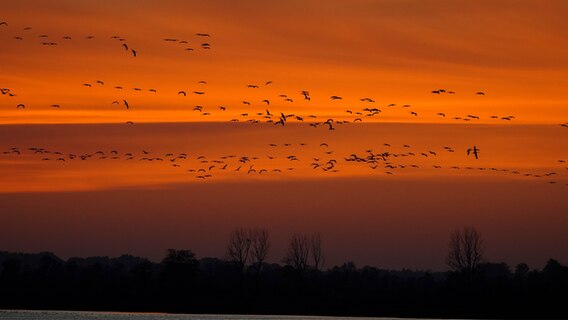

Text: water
xmin=0 ymin=310 xmax=431 ymax=320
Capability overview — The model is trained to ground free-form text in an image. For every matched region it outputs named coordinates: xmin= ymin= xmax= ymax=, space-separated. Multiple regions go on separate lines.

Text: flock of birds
xmin=1 ymin=143 xmax=566 ymax=187
xmin=1 ymin=20 xmax=567 ymax=189
xmin=0 ymin=20 xmax=529 ymax=126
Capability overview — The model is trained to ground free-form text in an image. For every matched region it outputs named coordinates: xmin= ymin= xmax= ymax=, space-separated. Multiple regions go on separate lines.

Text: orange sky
xmin=0 ymin=0 xmax=567 ymax=270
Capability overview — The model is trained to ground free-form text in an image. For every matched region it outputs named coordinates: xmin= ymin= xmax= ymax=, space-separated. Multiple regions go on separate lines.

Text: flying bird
xmin=467 ymin=146 xmax=480 ymax=159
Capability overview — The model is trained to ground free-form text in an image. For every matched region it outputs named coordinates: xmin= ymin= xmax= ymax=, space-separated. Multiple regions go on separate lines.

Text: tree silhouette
xmin=226 ymin=227 xmax=253 ymax=273
xmin=446 ymin=226 xmax=484 ymax=274
xmin=250 ymin=228 xmax=270 ymax=275
xmin=161 ymin=249 xmax=198 ymax=288
xmin=283 ymin=233 xmax=310 ymax=271
xmin=310 ymin=232 xmax=325 ymax=271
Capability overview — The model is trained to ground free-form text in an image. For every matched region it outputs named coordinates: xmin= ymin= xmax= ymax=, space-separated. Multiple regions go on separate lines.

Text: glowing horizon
xmin=1 ymin=0 xmax=567 ymax=270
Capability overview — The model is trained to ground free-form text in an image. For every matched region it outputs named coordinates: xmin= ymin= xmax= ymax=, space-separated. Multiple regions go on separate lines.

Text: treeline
xmin=0 ymin=228 xmax=567 ymax=318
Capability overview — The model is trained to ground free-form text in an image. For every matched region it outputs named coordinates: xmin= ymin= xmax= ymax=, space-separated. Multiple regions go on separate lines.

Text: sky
xmin=0 ymin=0 xmax=567 ymax=270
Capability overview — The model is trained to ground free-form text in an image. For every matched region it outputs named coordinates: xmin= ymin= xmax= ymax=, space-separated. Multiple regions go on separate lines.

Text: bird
xmin=131 ymin=49 xmax=137 ymax=57
xmin=467 ymin=146 xmax=480 ymax=159
xmin=178 ymin=91 xmax=186 ymax=96
xmin=123 ymin=100 xmax=130 ymax=109
xmin=16 ymin=104 xmax=25 ymax=109
xmin=330 ymin=95 xmax=342 ymax=100
xmin=476 ymin=91 xmax=485 ymax=95
xmin=0 ymin=22 xmax=7 ymax=26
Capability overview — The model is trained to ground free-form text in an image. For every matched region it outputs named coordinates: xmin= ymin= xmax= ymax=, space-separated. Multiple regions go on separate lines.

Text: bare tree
xmin=446 ymin=226 xmax=484 ymax=274
xmin=226 ymin=227 xmax=252 ymax=272
xmin=310 ymin=232 xmax=325 ymax=271
xmin=250 ymin=228 xmax=270 ymax=273
xmin=283 ymin=233 xmax=310 ymax=271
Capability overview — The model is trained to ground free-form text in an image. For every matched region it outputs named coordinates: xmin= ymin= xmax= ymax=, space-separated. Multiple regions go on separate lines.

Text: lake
xmin=0 ymin=310 xmax=434 ymax=320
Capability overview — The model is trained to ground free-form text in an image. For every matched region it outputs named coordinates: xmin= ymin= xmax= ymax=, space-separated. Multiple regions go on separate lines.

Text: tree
xmin=226 ymin=227 xmax=253 ymax=273
xmin=161 ymin=249 xmax=198 ymax=287
xmin=283 ymin=233 xmax=310 ymax=271
xmin=446 ymin=226 xmax=484 ymax=274
xmin=310 ymin=232 xmax=325 ymax=271
xmin=250 ymin=228 xmax=270 ymax=274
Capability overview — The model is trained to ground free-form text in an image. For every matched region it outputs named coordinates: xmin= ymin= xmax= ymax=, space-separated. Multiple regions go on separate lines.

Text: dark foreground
xmin=1 ymin=251 xmax=567 ymax=319
xmin=0 ymin=310 xmax=429 ymax=320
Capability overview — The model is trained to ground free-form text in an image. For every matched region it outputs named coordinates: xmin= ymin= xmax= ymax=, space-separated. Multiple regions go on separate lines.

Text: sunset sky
xmin=1 ymin=0 xmax=567 ymax=270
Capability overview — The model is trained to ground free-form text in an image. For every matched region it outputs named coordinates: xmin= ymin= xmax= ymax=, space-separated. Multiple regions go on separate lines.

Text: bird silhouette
xmin=467 ymin=146 xmax=480 ymax=159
